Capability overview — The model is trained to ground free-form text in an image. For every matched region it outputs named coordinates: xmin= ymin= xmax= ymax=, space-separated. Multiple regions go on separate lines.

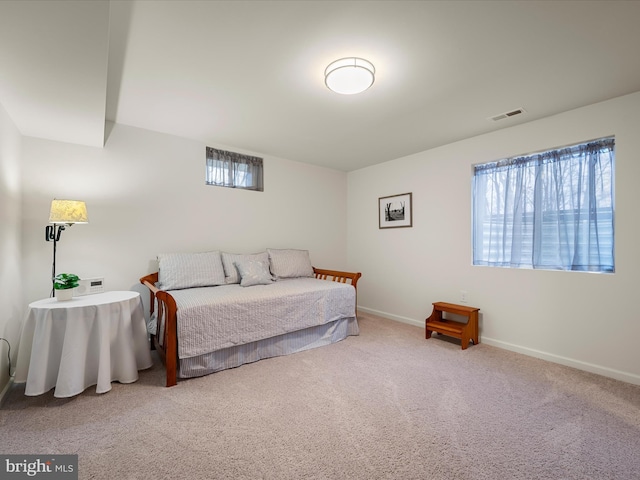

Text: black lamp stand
xmin=45 ymin=224 xmax=67 ymax=297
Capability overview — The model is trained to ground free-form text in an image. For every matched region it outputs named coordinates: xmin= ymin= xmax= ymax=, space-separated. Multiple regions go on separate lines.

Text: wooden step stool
xmin=425 ymin=302 xmax=480 ymax=350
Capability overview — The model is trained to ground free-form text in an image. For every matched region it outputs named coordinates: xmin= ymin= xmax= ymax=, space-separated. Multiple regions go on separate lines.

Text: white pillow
xmin=235 ymin=259 xmax=274 ymax=287
xmin=221 ymin=252 xmax=270 ymax=284
xmin=267 ymin=248 xmax=314 ymax=279
xmin=157 ymin=251 xmax=226 ymax=290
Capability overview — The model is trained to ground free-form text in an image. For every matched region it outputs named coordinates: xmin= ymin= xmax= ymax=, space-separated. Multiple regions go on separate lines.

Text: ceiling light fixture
xmin=325 ymin=57 xmax=375 ymax=95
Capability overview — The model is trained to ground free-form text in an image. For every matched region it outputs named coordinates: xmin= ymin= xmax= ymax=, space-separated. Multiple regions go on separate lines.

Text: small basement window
xmin=206 ymin=147 xmax=263 ymax=191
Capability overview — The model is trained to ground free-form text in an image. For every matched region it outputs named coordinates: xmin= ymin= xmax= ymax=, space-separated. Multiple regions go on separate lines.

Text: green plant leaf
xmin=53 ymin=273 xmax=80 ymax=290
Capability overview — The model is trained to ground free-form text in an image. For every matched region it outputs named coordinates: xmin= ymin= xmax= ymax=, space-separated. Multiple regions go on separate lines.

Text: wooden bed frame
xmin=140 ymin=268 xmax=361 ymax=387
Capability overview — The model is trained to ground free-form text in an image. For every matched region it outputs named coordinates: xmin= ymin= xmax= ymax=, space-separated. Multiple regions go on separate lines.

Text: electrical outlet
xmin=460 ymin=290 xmax=468 ymax=303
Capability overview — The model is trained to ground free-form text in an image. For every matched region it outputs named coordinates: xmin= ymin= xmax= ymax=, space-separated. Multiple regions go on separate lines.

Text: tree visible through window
xmin=472 ymin=137 xmax=614 ymax=272
xmin=206 ymin=147 xmax=263 ymax=191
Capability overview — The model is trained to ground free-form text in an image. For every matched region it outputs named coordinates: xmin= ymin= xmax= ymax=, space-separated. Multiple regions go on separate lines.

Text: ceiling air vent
xmin=488 ymin=108 xmax=526 ymax=122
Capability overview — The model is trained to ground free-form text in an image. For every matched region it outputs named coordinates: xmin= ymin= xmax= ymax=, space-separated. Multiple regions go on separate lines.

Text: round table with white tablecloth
xmin=14 ymin=291 xmax=153 ymax=398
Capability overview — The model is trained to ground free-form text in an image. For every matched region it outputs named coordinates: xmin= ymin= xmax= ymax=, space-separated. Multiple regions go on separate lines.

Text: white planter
xmin=55 ymin=288 xmax=74 ymax=301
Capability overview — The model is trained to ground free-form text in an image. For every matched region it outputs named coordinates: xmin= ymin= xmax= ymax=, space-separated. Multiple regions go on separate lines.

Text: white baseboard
xmin=0 ymin=377 xmax=14 ymax=407
xmin=357 ymin=305 xmax=640 ymax=386
xmin=358 ymin=306 xmax=424 ymax=328
xmin=481 ymin=337 xmax=640 ymax=386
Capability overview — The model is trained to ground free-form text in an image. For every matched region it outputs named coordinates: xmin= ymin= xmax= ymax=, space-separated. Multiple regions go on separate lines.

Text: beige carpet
xmin=2 ymin=311 xmax=639 ymax=479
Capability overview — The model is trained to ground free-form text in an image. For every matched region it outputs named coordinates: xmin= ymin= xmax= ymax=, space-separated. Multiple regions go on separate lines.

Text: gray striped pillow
xmin=221 ymin=252 xmax=270 ymax=284
xmin=267 ymin=248 xmax=314 ymax=279
xmin=235 ymin=259 xmax=274 ymax=287
xmin=158 ymin=251 xmax=226 ymax=290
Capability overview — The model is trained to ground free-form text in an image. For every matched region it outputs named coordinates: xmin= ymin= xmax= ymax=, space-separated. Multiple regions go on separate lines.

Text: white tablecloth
xmin=14 ymin=291 xmax=154 ymax=398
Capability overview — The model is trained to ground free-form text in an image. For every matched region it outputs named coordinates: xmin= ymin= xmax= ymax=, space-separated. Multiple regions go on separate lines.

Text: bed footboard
xmin=140 ymin=272 xmax=179 ymax=387
xmin=141 ymin=267 xmax=361 ymax=387
xmin=312 ymin=267 xmax=361 ymax=288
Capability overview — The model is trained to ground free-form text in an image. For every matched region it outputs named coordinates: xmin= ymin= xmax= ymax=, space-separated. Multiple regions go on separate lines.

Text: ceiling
xmin=1 ymin=0 xmax=640 ymax=172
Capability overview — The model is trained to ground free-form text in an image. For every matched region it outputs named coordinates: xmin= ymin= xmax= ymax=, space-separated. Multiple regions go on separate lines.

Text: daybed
xmin=140 ymin=249 xmax=361 ymax=387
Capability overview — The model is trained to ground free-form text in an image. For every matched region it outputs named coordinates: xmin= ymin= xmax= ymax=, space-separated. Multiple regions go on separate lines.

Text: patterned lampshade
xmin=48 ymin=199 xmax=88 ymax=224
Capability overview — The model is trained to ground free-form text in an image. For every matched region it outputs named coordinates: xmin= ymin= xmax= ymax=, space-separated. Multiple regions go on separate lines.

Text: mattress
xmin=167 ymin=277 xmax=357 ymax=359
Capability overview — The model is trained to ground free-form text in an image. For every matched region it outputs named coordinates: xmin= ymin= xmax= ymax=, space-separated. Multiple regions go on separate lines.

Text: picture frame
xmin=379 ymin=192 xmax=412 ymax=229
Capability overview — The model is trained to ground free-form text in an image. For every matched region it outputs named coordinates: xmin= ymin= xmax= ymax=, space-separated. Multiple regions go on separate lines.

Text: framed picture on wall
xmin=379 ymin=192 xmax=412 ymax=229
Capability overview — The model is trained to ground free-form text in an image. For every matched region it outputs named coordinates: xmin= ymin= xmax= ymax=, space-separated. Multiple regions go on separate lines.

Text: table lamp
xmin=45 ymin=199 xmax=88 ymax=296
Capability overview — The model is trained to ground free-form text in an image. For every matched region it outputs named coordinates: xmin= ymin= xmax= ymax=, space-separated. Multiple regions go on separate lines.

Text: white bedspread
xmin=168 ymin=277 xmax=356 ymax=359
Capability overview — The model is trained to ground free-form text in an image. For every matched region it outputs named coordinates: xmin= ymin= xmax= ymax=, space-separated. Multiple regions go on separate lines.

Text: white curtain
xmin=206 ymin=147 xmax=263 ymax=191
xmin=473 ymin=137 xmax=614 ymax=272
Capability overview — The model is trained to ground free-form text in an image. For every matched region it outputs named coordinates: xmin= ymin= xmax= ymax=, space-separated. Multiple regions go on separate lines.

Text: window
xmin=472 ymin=137 xmax=614 ymax=272
xmin=206 ymin=147 xmax=263 ymax=191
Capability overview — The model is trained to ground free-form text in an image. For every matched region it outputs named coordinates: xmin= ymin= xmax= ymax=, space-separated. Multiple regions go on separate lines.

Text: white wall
xmin=0 ymin=101 xmax=22 ymax=396
xmin=348 ymin=92 xmax=640 ymax=385
xmin=16 ymin=94 xmax=640 ymax=387
xmin=21 ymin=123 xmax=348 ymax=308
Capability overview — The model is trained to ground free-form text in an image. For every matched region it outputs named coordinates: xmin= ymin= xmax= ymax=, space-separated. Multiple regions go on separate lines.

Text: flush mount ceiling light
xmin=325 ymin=57 xmax=375 ymax=95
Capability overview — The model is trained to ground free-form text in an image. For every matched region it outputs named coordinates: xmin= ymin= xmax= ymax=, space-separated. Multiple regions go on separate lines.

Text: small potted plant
xmin=54 ymin=273 xmax=80 ymax=301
